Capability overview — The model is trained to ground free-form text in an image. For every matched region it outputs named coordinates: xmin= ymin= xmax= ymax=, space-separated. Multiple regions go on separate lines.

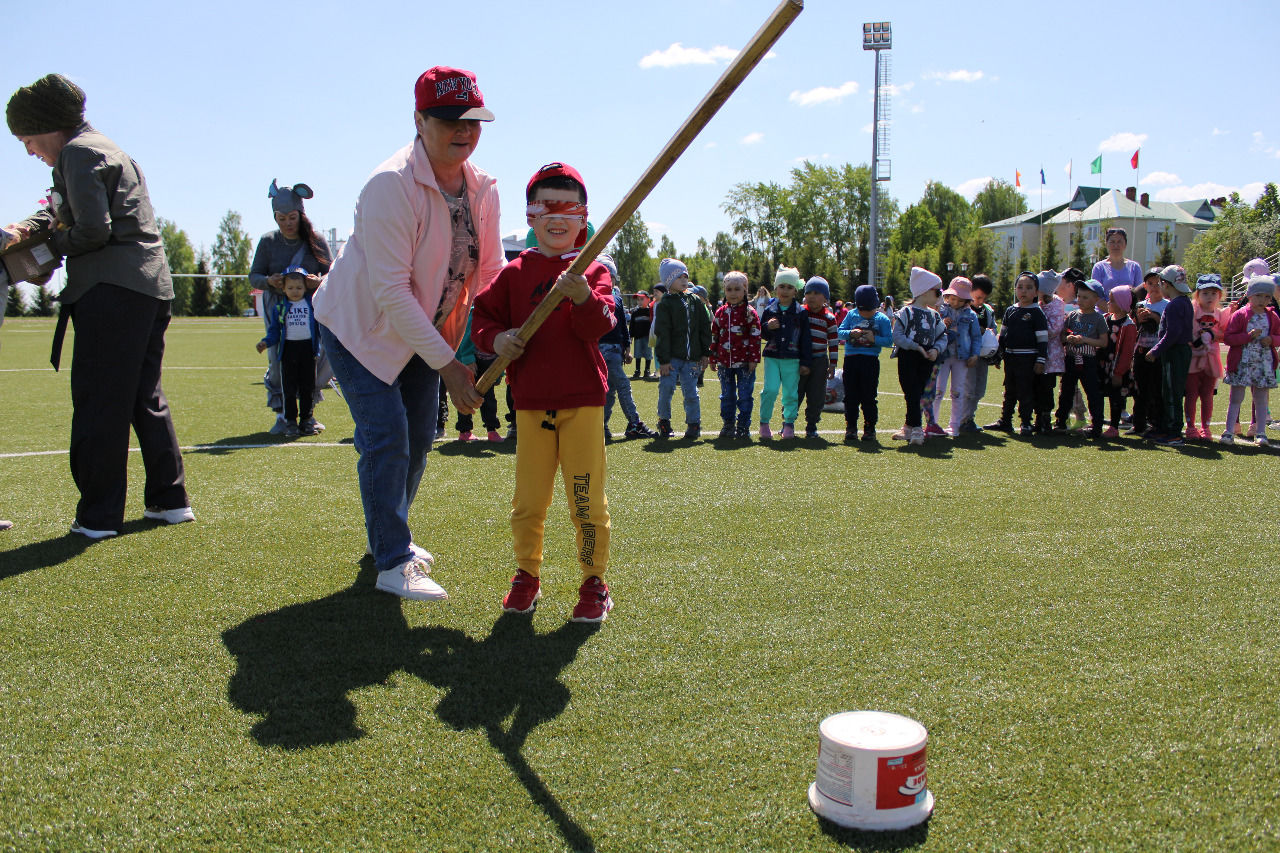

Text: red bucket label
xmin=876 ymin=747 xmax=927 ymax=809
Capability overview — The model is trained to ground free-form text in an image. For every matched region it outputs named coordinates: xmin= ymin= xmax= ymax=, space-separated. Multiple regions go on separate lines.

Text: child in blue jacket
xmin=257 ymin=267 xmax=319 ymax=436
xmin=758 ymin=266 xmax=813 ymax=439
xmin=838 ymin=284 xmax=893 ymax=442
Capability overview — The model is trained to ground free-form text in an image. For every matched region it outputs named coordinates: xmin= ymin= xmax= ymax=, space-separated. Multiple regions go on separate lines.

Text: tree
xmin=1069 ymin=219 xmax=1089 ymax=272
xmin=1181 ymin=185 xmax=1280 ymax=283
xmin=895 ymin=204 xmax=941 ymax=254
xmin=211 ymin=210 xmax=252 ymax=315
xmin=191 ymin=253 xmax=213 ymax=317
xmin=973 ymin=179 xmax=1028 ymax=226
xmin=711 ymin=231 xmax=741 ymax=274
xmin=32 ymin=284 xmax=54 ymax=316
xmin=1156 ymin=226 xmax=1176 ymax=266
xmin=657 ymin=234 xmax=678 ymax=261
xmin=1041 ymin=225 xmax=1060 ymax=271
xmin=994 ymin=240 xmax=1015 ymax=311
xmin=609 ymin=212 xmax=654 ymax=293
xmin=159 ymin=217 xmax=197 ymax=316
xmin=921 ymin=180 xmax=972 ymax=234
xmin=5 ymin=284 xmax=25 ymax=316
xmin=1018 ymin=246 xmax=1032 ymax=278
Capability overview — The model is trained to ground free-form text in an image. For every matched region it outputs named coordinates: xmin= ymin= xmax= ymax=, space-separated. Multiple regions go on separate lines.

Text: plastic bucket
xmin=808 ymin=710 xmax=934 ymax=831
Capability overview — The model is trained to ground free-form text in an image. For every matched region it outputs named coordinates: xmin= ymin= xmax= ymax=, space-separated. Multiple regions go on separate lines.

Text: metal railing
xmin=1229 ymin=250 xmax=1279 ymax=300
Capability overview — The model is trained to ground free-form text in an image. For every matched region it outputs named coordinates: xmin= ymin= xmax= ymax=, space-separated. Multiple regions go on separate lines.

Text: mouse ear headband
xmin=269 ymin=179 xmax=314 ymax=214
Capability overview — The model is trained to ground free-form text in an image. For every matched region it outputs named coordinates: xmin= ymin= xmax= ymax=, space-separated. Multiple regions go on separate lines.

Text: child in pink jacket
xmin=1184 ymin=274 xmax=1229 ymax=440
xmin=1219 ymin=275 xmax=1280 ymax=447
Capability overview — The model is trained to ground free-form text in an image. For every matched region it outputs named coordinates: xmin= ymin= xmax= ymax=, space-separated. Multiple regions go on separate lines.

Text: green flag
xmin=1090 ymin=155 xmax=1102 ymax=174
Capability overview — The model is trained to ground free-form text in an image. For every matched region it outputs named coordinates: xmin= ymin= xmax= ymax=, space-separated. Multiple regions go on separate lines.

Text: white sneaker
xmin=1258 ymin=436 xmax=1270 ymax=448
xmin=268 ymin=413 xmax=288 ymax=435
xmin=70 ymin=520 xmax=118 ymax=540
xmin=1219 ymin=432 xmax=1234 ymax=445
xmin=365 ymin=542 xmax=435 ymax=566
xmin=909 ymin=427 xmax=925 ymax=445
xmin=144 ymin=506 xmax=196 ymax=524
xmin=376 ymin=557 xmax=448 ymax=601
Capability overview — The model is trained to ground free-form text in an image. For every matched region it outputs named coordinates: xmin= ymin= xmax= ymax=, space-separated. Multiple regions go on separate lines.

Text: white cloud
xmin=924 ymin=70 xmax=983 ymax=83
xmin=789 ymin=81 xmax=858 ymax=107
xmin=1252 ymin=131 xmax=1265 ymax=147
xmin=1143 ymin=171 xmax=1180 ymax=187
xmin=1212 ymin=128 xmax=1228 ymax=136
xmin=910 ymin=103 xmax=924 ymax=114
xmin=639 ymin=43 xmax=738 ymax=68
xmin=646 ymin=221 xmax=669 ymax=234
xmin=1098 ymin=132 xmax=1148 ymax=153
xmin=793 ymin=153 xmax=833 ymax=163
xmin=883 ymin=82 xmax=915 ymax=96
xmin=956 ymin=177 xmax=993 ymax=199
xmin=1152 ymin=182 xmax=1265 ymax=204
xmin=740 ymin=131 xmax=764 ymax=145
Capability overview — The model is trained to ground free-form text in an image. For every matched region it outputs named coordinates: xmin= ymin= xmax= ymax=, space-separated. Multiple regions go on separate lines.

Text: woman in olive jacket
xmin=4 ymin=74 xmax=191 ymax=539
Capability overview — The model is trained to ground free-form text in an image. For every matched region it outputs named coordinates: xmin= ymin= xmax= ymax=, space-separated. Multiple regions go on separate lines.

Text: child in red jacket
xmin=1100 ymin=285 xmax=1138 ymax=438
xmin=710 ymin=271 xmax=762 ymax=438
xmin=472 ymin=163 xmax=617 ymax=622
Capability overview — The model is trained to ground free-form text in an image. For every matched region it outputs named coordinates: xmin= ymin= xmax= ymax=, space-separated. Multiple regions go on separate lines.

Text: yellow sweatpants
xmin=512 ymin=407 xmax=610 ymax=582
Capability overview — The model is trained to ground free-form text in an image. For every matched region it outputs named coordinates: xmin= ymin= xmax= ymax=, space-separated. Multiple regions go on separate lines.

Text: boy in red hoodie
xmin=710 ymin=270 xmax=762 ymax=438
xmin=472 ymin=163 xmax=617 ymax=622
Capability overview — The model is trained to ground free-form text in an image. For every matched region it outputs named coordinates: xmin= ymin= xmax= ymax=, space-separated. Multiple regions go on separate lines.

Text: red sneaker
xmin=571 ymin=576 xmax=613 ymax=623
xmin=502 ymin=569 xmax=541 ymax=613
xmin=924 ymin=423 xmax=947 ymax=437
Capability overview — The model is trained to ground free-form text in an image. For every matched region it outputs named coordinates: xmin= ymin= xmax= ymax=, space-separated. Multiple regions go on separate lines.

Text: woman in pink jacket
xmin=312 ymin=67 xmax=503 ymax=601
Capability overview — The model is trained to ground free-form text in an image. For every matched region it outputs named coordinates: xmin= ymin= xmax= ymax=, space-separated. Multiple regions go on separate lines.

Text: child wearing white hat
xmin=891 ymin=268 xmax=946 ymax=445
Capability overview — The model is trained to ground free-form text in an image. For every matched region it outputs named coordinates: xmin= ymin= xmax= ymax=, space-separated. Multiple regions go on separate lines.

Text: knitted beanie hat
xmin=854 ymin=284 xmax=879 ymax=310
xmin=659 ymin=258 xmax=688 ymax=288
xmin=803 ymin=276 xmax=830 ymax=300
xmin=595 ymin=252 xmax=619 ymax=284
xmin=7 ymin=73 xmax=85 ymax=136
xmin=1246 ymin=275 xmax=1276 ymax=298
xmin=1036 ymin=269 xmax=1062 ymax=295
xmin=1109 ymin=285 xmax=1133 ymax=313
xmin=908 ymin=266 xmax=942 ymax=298
xmin=774 ymin=266 xmax=803 ymax=289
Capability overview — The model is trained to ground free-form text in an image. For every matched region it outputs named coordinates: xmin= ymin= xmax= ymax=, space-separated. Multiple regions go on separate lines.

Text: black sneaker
xmin=1019 ymin=424 xmax=1034 ymax=436
xmin=861 ymin=428 xmax=877 ymax=443
xmin=734 ymin=423 xmax=751 ymax=439
xmin=984 ymin=420 xmax=1014 ymax=433
xmin=656 ymin=418 xmax=673 ymax=438
xmin=683 ymin=422 xmax=701 ymax=440
xmin=624 ymin=421 xmax=657 ymax=439
xmin=844 ymin=428 xmax=858 ymax=442
xmin=718 ymin=423 xmax=734 ymax=439
xmin=805 ymin=426 xmax=820 ymax=439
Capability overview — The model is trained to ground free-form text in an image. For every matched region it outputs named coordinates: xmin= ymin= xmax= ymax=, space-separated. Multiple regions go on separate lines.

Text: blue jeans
xmin=717 ymin=364 xmax=755 ymax=426
xmin=657 ymin=358 xmax=701 ymax=423
xmin=632 ymin=337 xmax=652 ymax=362
xmin=600 ymin=343 xmax=640 ymax=427
xmin=319 ymin=324 xmax=437 ymax=573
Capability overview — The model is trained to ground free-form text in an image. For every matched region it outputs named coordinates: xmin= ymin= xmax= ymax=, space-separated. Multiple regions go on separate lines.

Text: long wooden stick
xmin=476 ymin=0 xmax=803 ymax=394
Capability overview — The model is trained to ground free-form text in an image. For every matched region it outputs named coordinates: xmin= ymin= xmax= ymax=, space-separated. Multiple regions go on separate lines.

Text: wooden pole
xmin=475 ymin=0 xmax=804 ymax=394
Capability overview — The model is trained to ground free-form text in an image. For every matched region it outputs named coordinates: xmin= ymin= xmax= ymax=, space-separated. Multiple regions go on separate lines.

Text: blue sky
xmin=4 ymin=0 xmax=1277 ymax=275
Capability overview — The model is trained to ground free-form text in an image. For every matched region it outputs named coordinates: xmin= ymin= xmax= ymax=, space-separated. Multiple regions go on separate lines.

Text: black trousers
xmin=842 ymin=354 xmax=879 ymax=429
xmin=1000 ymin=354 xmax=1038 ymax=427
xmin=68 ymin=283 xmax=188 ymax=530
xmin=456 ymin=354 xmax=501 ymax=433
xmin=1056 ymin=356 xmax=1103 ymax=429
xmin=897 ymin=350 xmax=933 ymax=427
xmin=280 ymin=338 xmax=315 ymax=424
xmin=798 ymin=356 xmax=830 ymax=428
xmin=1131 ymin=347 xmax=1163 ymax=431
xmin=1034 ymin=371 xmax=1058 ymax=426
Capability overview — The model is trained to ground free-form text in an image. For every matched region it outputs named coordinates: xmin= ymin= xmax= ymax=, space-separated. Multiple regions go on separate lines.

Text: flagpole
xmin=1132 ymin=148 xmax=1140 ymax=266
xmin=1038 ymin=166 xmax=1044 ymax=269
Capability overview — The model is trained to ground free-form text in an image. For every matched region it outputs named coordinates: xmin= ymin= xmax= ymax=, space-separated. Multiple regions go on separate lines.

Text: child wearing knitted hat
xmin=1184 ymin=274 xmax=1228 ymax=441
xmin=892 ymin=267 xmax=947 ymax=445
xmin=709 ymin=271 xmax=762 ymax=438
xmin=758 ymin=266 xmax=813 ymax=439
xmin=1220 ymin=274 xmax=1280 ymax=447
xmin=837 ymin=284 xmax=892 ymax=442
xmin=984 ymin=272 xmax=1048 ymax=436
xmin=797 ymin=276 xmax=839 ymax=438
xmin=653 ymin=258 xmax=711 ymax=439
xmin=932 ymin=277 xmax=982 ymax=436
xmin=1033 ymin=270 xmax=1067 ymax=435
xmin=1100 ymin=286 xmax=1138 ymax=438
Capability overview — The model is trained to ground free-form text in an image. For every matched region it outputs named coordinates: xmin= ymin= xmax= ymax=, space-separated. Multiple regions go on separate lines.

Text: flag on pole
xmin=1040 ymin=168 xmax=1046 ymax=185
xmin=1067 ymin=159 xmax=1072 ymax=186
xmin=1130 ymin=149 xmax=1140 ymax=169
xmin=1090 ymin=155 xmax=1102 ymax=174
xmin=1016 ymin=170 xmax=1022 ymax=187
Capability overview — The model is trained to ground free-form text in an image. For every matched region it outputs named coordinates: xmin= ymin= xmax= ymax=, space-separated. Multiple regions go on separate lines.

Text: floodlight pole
xmin=863 ymin=22 xmax=890 ymax=294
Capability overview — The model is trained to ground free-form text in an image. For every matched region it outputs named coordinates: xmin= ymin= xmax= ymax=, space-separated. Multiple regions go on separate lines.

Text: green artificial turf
xmin=1 ymin=316 xmax=1278 ymax=851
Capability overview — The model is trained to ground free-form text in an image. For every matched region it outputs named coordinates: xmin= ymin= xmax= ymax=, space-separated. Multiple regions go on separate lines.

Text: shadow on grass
xmin=816 ymin=814 xmax=930 ymax=850
xmin=434 ymin=440 xmax=516 ymax=458
xmin=188 ymin=431 xmax=288 ymax=455
xmin=222 ymin=574 xmax=600 ymax=851
xmin=0 ymin=518 xmax=163 ymax=582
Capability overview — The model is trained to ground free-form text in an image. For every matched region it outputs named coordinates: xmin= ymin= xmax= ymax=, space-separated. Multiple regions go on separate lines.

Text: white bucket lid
xmin=819 ymin=711 xmax=928 ymax=755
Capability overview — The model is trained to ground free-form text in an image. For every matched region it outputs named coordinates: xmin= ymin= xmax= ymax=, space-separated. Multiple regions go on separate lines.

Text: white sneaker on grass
xmin=143 ymin=506 xmax=196 ymax=525
xmin=70 ymin=520 xmax=118 ymax=540
xmin=376 ymin=557 xmax=448 ymax=601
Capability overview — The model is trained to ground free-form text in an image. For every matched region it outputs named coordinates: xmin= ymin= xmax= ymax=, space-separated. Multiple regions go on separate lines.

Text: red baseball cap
xmin=414 ymin=66 xmax=495 ymax=121
xmin=525 ymin=162 xmax=587 ymax=203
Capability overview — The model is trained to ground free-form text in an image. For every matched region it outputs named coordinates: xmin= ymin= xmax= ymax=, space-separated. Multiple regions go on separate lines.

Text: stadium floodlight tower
xmin=863 ymin=21 xmax=891 ymax=293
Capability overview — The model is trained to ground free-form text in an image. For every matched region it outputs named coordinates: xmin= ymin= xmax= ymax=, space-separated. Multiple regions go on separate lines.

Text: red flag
xmin=1015 ymin=170 xmax=1022 ymax=187
xmin=1131 ymin=149 xmax=1140 ymax=169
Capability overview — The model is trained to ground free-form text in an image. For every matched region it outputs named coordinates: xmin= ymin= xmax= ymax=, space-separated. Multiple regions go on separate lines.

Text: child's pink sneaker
xmin=457 ymin=431 xmax=476 ymax=442
xmin=924 ymin=423 xmax=947 ymax=437
xmin=1102 ymin=426 xmax=1120 ymax=439
xmin=487 ymin=430 xmax=503 ymax=442
xmin=759 ymin=423 xmax=772 ymax=440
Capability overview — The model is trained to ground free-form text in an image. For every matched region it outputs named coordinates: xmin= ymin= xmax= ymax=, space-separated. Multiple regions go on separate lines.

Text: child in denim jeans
xmin=710 ymin=270 xmax=761 ymax=438
xmin=653 ymin=258 xmax=711 ymax=439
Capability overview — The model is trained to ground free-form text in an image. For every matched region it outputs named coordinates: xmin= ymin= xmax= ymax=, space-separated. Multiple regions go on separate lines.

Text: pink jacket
xmin=1222 ymin=305 xmax=1280 ymax=375
xmin=312 ymin=138 xmax=504 ymax=384
xmin=1189 ymin=304 xmax=1228 ymax=379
